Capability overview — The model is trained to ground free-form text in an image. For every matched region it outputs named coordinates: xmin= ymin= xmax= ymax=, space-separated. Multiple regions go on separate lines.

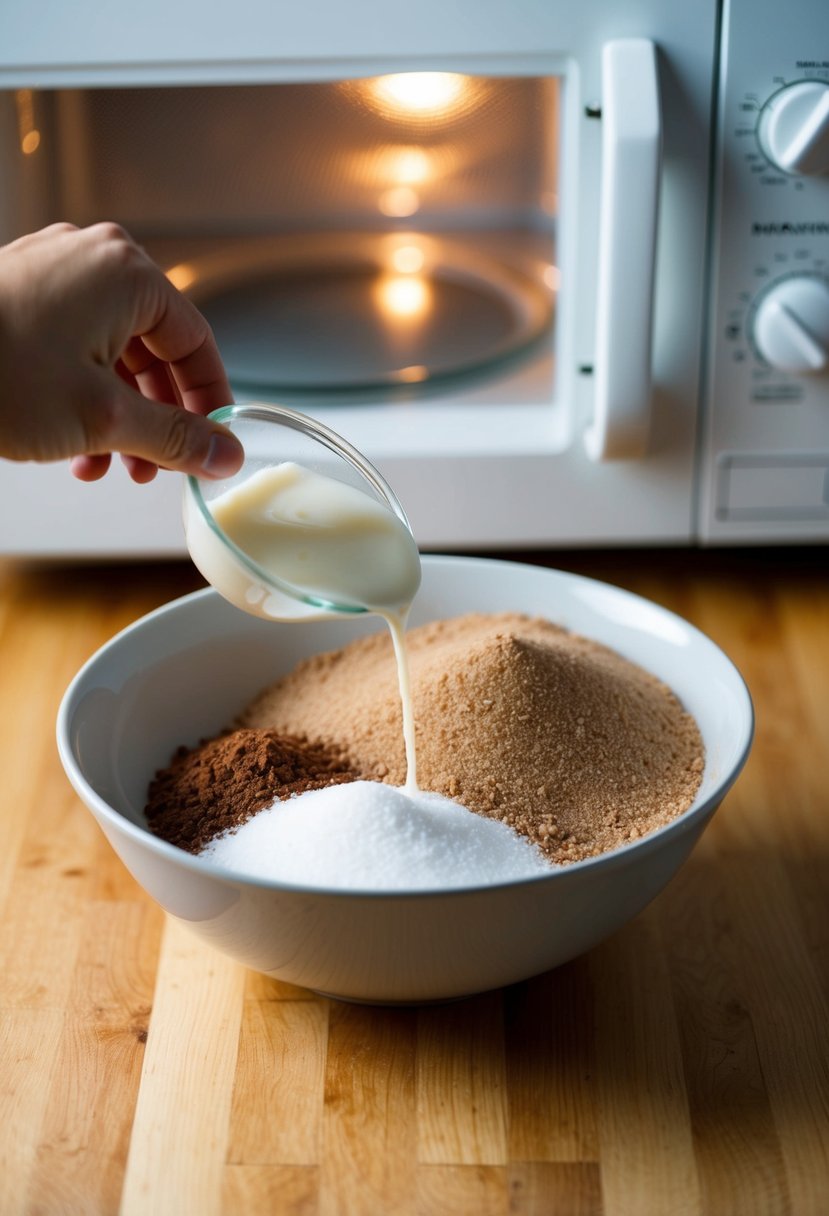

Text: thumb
xmin=86 ymin=378 xmax=244 ymax=478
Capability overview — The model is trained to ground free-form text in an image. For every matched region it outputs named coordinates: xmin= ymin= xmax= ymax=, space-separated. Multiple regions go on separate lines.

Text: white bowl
xmin=57 ymin=556 xmax=753 ymax=1003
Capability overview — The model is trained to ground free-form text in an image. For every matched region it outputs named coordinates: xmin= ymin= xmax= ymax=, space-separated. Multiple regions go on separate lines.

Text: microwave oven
xmin=0 ymin=0 xmax=827 ymax=554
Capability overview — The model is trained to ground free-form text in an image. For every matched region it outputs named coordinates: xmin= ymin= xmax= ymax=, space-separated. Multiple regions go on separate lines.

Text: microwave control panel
xmin=699 ymin=0 xmax=829 ymax=542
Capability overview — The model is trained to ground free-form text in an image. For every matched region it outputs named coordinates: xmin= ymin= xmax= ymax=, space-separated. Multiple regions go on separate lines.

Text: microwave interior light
xmin=378 ymin=185 xmax=421 ymax=217
xmin=380 ymin=146 xmax=433 ymax=184
xmin=375 ymin=273 xmax=432 ymax=320
xmin=390 ymin=244 xmax=426 ymax=274
xmin=369 ymin=71 xmax=469 ymax=117
xmin=395 ymin=364 xmax=430 ymax=383
xmin=165 ymin=261 xmax=198 ymax=291
xmin=16 ymin=89 xmax=41 ymax=156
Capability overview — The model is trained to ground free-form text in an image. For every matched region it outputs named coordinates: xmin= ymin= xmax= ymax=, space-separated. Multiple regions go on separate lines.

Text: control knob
xmin=752 ymin=276 xmax=829 ymax=373
xmin=757 ymin=81 xmax=829 ymax=175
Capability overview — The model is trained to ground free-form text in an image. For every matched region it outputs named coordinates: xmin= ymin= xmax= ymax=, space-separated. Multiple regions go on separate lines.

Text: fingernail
xmin=202 ymin=431 xmax=243 ymax=478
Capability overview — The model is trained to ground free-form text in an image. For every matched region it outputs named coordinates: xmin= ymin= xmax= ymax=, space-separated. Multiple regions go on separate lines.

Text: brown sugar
xmin=238 ymin=613 xmax=705 ymax=865
xmin=145 ymin=728 xmax=358 ymax=853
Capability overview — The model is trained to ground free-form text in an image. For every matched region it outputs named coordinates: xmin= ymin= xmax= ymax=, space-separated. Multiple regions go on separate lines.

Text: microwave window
xmin=46 ymin=77 xmax=558 ymax=398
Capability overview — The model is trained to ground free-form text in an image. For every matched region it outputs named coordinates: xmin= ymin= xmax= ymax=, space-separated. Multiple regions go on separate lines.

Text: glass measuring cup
xmin=183 ymin=402 xmax=421 ymax=621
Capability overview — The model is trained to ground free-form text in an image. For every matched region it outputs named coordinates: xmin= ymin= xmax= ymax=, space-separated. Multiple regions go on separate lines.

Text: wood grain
xmin=1 ymin=550 xmax=828 ymax=1215
xmin=120 ymin=918 xmax=246 ymax=1216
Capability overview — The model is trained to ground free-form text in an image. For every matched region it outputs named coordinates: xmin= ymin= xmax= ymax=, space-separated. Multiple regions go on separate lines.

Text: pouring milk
xmin=186 ymin=461 xmax=422 ymax=790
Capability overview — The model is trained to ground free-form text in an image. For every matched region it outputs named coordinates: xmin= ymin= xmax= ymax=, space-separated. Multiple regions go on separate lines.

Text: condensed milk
xmin=187 ymin=460 xmax=422 ymax=789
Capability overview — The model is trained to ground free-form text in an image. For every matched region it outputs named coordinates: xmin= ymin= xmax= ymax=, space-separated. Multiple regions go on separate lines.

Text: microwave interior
xmin=11 ymin=75 xmax=559 ymax=405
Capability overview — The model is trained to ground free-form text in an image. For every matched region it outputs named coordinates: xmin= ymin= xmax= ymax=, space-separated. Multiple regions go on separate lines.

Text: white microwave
xmin=1 ymin=0 xmax=828 ymax=554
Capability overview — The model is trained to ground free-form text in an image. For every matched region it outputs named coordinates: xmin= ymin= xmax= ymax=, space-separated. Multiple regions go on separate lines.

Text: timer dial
xmin=757 ymin=81 xmax=829 ymax=175
xmin=752 ymin=276 xmax=829 ymax=373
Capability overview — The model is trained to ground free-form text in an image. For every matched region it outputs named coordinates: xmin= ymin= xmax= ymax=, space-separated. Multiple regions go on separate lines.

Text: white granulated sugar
xmin=200 ymin=780 xmax=555 ymax=890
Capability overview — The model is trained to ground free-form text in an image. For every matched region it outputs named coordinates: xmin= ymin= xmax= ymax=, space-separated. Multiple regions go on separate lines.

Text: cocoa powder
xmin=145 ymin=728 xmax=358 ymax=853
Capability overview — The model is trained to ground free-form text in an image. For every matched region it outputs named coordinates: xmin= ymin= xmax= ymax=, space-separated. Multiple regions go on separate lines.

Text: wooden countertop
xmin=2 ymin=549 xmax=828 ymax=1215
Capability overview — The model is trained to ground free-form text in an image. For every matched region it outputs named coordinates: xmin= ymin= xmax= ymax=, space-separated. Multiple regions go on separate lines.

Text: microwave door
xmin=0 ymin=1 xmax=721 ymax=552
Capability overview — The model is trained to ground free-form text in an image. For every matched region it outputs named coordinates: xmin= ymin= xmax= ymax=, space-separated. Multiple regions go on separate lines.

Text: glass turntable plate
xmin=183 ymin=234 xmax=553 ymax=394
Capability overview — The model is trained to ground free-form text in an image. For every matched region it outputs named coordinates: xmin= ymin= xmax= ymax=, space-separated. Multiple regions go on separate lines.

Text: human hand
xmin=0 ymin=222 xmax=244 ymax=482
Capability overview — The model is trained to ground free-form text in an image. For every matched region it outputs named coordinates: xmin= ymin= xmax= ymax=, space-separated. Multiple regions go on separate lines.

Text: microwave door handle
xmin=585 ymin=39 xmax=662 ymax=461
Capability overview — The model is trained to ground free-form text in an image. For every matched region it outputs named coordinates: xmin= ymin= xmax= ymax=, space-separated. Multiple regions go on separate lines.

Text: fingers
xmin=120 ymin=454 xmax=160 ymax=483
xmin=77 ymin=223 xmax=231 ymax=416
xmin=89 ymin=238 xmax=235 ymax=482
xmin=116 ymin=342 xmax=185 ymax=481
xmin=2 ymin=221 xmax=240 ymax=481
xmin=83 ymin=372 xmax=243 ymax=479
xmin=120 ymin=336 xmax=184 ymax=407
xmin=70 ymin=453 xmax=112 ymax=481
xmin=119 ymin=337 xmax=226 ymax=483
xmin=123 ymin=255 xmax=233 ymax=417
xmin=71 ymin=450 xmax=160 ymax=485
